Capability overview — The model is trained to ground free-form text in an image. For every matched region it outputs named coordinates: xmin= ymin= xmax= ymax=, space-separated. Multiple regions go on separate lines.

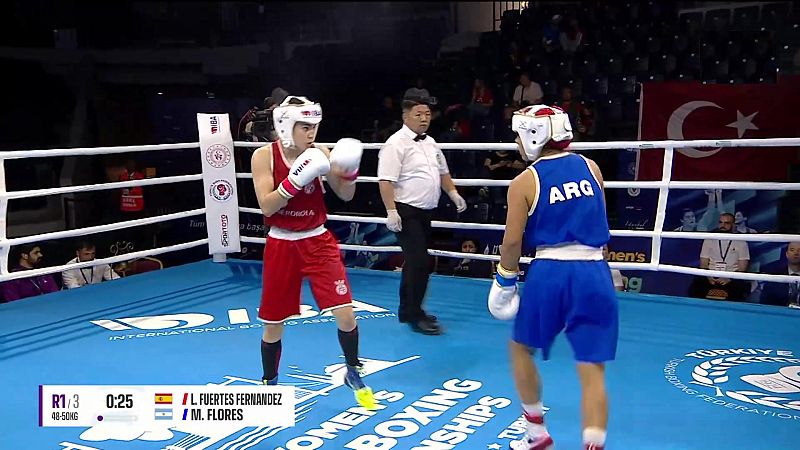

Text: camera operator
xmin=242 ymin=98 xmax=276 ymax=143
xmin=241 ymin=87 xmax=290 ymax=142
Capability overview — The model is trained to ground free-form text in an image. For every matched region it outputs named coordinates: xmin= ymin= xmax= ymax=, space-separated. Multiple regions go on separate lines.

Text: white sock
xmin=583 ymin=427 xmax=606 ymax=447
xmin=522 ymin=402 xmax=544 ymax=416
xmin=522 ymin=402 xmax=547 ymax=436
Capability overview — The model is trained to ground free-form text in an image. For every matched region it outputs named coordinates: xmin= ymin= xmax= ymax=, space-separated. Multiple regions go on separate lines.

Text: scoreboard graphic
xmin=40 ymin=385 xmax=296 ymax=430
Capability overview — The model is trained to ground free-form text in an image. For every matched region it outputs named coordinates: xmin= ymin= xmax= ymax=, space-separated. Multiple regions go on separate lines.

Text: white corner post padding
xmin=197 ymin=113 xmax=241 ymax=257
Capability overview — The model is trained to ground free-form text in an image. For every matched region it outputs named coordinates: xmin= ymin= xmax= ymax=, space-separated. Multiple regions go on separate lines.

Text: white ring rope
xmin=238 ymin=207 xmax=800 ymax=243
xmin=2 ymin=174 xmax=203 ymax=200
xmin=0 ymin=239 xmax=209 ymax=283
xmin=0 ymin=142 xmax=200 ymax=160
xmin=1 ymin=136 xmax=799 ymax=287
xmin=12 ymin=138 xmax=800 ymax=158
xmin=4 ymin=209 xmax=205 ymax=248
xmin=239 ymin=235 xmax=799 ymax=284
xmin=236 ymin=173 xmax=800 ymax=192
xmin=235 ymin=137 xmax=800 ymax=150
xmin=237 ymin=136 xmax=800 ymax=286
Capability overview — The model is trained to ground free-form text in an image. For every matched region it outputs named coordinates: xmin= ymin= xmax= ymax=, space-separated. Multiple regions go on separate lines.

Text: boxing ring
xmin=1 ymin=130 xmax=799 ymax=450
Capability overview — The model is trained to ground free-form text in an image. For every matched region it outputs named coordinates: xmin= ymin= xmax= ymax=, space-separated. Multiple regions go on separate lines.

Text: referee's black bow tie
xmin=414 ymin=134 xmax=427 ymax=142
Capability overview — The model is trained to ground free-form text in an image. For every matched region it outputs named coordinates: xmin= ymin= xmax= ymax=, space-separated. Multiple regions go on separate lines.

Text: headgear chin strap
xmin=511 ymin=105 xmax=573 ymax=161
xmin=272 ymin=96 xmax=323 ymax=148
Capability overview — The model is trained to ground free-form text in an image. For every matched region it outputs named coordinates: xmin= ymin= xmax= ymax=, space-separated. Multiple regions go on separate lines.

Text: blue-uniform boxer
xmin=487 ymin=105 xmax=617 ymax=450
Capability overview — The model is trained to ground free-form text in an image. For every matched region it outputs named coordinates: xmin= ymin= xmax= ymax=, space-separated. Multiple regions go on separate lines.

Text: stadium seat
xmin=118 ymin=257 xmax=164 ymax=277
xmin=604 ymin=97 xmax=623 ymax=123
xmin=680 ymin=12 xmax=703 ymax=35
xmin=733 ymin=6 xmax=759 ymax=32
xmin=762 ymin=3 xmax=791 ymax=28
xmin=705 ymin=9 xmax=731 ymax=31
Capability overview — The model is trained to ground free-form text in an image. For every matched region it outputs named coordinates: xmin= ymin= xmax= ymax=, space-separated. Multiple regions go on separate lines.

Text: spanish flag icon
xmin=155 ymin=393 xmax=173 ymax=404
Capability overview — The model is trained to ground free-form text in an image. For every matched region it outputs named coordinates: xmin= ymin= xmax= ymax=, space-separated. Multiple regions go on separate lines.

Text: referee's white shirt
xmin=377 ymin=125 xmax=450 ymax=210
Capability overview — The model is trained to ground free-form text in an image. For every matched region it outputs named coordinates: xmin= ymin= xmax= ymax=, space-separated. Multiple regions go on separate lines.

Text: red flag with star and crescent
xmin=635 ymin=82 xmax=800 ymax=181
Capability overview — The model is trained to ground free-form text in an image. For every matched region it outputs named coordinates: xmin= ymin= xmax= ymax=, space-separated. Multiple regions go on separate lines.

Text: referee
xmin=377 ymin=96 xmax=467 ymax=335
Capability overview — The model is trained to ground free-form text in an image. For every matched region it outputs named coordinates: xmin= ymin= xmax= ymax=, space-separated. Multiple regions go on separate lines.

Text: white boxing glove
xmin=386 ymin=209 xmax=402 ymax=232
xmin=330 ymin=138 xmax=363 ymax=183
xmin=277 ymin=147 xmax=331 ymax=199
xmin=487 ymin=264 xmax=520 ymax=320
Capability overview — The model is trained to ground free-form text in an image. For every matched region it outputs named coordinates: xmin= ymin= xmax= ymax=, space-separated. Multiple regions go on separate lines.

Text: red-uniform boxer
xmin=250 ymin=95 xmax=375 ymax=409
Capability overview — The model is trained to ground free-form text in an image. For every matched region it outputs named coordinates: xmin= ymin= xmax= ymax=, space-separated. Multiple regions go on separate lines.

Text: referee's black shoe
xmin=408 ymin=317 xmax=442 ymax=335
xmin=399 ymin=314 xmax=437 ymax=324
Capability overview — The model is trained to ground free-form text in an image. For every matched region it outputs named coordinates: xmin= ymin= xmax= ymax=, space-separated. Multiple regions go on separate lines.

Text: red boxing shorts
xmin=259 ymin=228 xmax=352 ymax=323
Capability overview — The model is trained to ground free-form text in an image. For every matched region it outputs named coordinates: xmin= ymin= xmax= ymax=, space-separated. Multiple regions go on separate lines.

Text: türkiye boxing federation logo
xmin=664 ymin=347 xmax=800 ymax=420
xmin=210 ymin=180 xmax=234 ymax=202
xmin=206 ymin=144 xmax=232 ymax=169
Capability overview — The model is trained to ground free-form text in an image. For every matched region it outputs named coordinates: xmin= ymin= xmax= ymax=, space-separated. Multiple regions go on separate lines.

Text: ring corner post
xmin=197 ymin=113 xmax=242 ymax=263
xmin=0 ymin=158 xmax=7 ymax=275
xmin=650 ymin=145 xmax=675 ymax=270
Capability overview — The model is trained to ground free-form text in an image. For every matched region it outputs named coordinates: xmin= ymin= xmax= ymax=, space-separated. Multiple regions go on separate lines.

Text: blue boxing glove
xmin=487 ymin=264 xmax=520 ymax=320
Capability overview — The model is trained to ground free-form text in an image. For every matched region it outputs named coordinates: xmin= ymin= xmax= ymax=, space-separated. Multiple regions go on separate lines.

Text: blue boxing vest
xmin=524 ymin=153 xmax=610 ymax=250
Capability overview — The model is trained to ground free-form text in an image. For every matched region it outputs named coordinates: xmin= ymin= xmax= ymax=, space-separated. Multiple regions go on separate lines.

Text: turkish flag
xmin=635 ymin=82 xmax=800 ymax=181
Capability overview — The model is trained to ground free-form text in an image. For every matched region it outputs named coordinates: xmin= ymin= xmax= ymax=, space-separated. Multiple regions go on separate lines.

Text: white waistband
xmin=535 ymin=244 xmax=604 ymax=261
xmin=268 ymin=225 xmax=327 ymax=241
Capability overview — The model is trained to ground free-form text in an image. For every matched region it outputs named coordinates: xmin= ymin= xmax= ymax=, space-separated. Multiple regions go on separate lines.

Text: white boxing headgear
xmin=511 ymin=105 xmax=573 ymax=161
xmin=272 ymin=96 xmax=323 ymax=148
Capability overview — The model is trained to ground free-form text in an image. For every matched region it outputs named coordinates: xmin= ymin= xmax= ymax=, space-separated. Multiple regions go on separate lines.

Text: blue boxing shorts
xmin=513 ymin=259 xmax=619 ymax=362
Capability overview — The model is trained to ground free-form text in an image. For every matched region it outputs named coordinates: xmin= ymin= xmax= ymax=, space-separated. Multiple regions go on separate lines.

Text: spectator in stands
xmin=469 ymin=78 xmax=495 ymax=142
xmin=556 ymin=87 xmax=594 ymax=141
xmin=484 ymin=150 xmax=526 ymax=180
xmin=373 ymin=96 xmax=401 ymax=143
xmin=603 ymin=245 xmax=627 ymax=291
xmin=1 ymin=244 xmax=59 ymax=302
xmin=674 ymin=190 xmax=723 ymax=232
xmin=61 ymin=240 xmax=120 ymax=289
xmin=118 ymin=158 xmax=148 ymax=250
xmin=542 ymin=15 xmax=563 ymax=54
xmin=734 ymin=211 xmax=758 ymax=234
xmin=438 ymin=104 xmax=471 ymax=143
xmin=440 ymin=238 xmax=493 ymax=279
xmin=674 ymin=209 xmax=698 ymax=232
xmin=511 ymin=72 xmax=543 ymax=109
xmin=119 ymin=158 xmax=145 ymax=216
xmin=468 ymin=78 xmax=494 ymax=119
xmin=383 ymin=253 xmax=405 ymax=272
xmin=506 ymin=41 xmax=524 ymax=74
xmin=484 ymin=149 xmax=525 ymax=211
xmin=559 ymin=17 xmax=583 ymax=54
xmin=759 ymin=242 xmax=800 ymax=308
xmin=689 ymin=212 xmax=751 ymax=301
xmin=404 ymin=77 xmax=430 ymax=100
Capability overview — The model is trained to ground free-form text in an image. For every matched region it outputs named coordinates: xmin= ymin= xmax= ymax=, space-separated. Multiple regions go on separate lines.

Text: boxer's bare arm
xmin=252 ymin=145 xmax=289 ymax=216
xmin=499 ymin=169 xmax=536 ymax=273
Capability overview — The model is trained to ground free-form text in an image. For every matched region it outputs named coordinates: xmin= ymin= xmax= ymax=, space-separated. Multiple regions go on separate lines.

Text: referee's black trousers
xmin=395 ymin=202 xmax=434 ymax=322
